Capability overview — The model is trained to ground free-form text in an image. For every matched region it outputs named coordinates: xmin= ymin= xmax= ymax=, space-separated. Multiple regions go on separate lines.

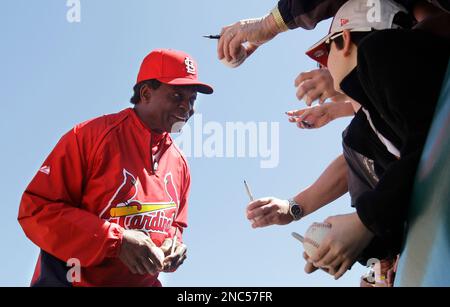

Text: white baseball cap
xmin=305 ymin=0 xmax=407 ymax=67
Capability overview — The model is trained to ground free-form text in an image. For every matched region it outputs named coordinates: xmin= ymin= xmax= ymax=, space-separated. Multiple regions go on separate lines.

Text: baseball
xmin=303 ymin=222 xmax=331 ymax=258
xmin=220 ymin=46 xmax=247 ymax=68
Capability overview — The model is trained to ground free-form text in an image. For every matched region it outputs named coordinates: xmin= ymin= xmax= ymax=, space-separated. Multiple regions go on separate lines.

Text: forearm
xmin=329 ymin=102 xmax=355 ymax=120
xmin=293 ymin=154 xmax=348 ymax=216
xmin=19 ymin=191 xmax=124 ymax=267
xmin=269 ymin=6 xmax=289 ymax=33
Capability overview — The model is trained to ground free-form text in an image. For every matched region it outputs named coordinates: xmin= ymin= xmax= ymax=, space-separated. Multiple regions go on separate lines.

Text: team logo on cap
xmin=314 ymin=50 xmax=326 ymax=57
xmin=340 ymin=18 xmax=349 ymax=26
xmin=184 ymin=57 xmax=196 ymax=75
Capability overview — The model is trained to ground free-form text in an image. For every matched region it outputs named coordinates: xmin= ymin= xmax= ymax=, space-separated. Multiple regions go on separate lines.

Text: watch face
xmin=291 ymin=205 xmax=302 ymax=218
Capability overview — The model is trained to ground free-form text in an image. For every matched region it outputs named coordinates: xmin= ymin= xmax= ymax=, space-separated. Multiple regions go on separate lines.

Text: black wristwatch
xmin=287 ymin=198 xmax=303 ymax=221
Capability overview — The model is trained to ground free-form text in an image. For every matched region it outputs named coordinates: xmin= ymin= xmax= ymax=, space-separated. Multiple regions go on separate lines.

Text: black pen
xmin=286 ymin=113 xmax=314 ymax=128
xmin=203 ymin=35 xmax=221 ymax=40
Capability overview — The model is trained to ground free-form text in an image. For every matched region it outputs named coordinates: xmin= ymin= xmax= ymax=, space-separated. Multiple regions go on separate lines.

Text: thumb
xmin=160 ymin=238 xmax=173 ymax=255
xmin=149 ymin=246 xmax=165 ymax=269
xmin=323 ymin=217 xmax=333 ymax=226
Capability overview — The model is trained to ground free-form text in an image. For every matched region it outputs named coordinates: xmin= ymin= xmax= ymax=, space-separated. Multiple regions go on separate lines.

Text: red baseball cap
xmin=137 ymin=49 xmax=214 ymax=94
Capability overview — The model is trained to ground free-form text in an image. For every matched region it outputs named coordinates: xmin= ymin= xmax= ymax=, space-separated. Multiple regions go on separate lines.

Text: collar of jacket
xmin=127 ymin=108 xmax=173 ymax=150
xmin=340 ymin=67 xmax=402 ymax=149
xmin=339 ymin=67 xmax=371 ymax=108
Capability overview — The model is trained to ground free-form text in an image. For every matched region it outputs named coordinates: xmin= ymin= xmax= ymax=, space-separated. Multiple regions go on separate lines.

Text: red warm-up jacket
xmin=18 ymin=108 xmax=190 ymax=287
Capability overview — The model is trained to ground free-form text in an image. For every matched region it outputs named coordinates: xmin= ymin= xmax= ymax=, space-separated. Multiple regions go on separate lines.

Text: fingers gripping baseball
xmin=160 ymin=237 xmax=173 ymax=255
xmin=218 ymin=16 xmax=276 ymax=62
xmin=159 ymin=235 xmax=188 ymax=273
xmin=118 ymin=230 xmax=165 ymax=275
xmin=302 ymin=251 xmax=337 ymax=276
xmin=303 ymin=252 xmax=319 ymax=274
xmin=163 ymin=243 xmax=187 ymax=273
xmin=305 ymin=214 xmax=374 ymax=280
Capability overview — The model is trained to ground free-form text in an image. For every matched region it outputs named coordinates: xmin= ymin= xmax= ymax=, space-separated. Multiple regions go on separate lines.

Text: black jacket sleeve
xmin=277 ymin=0 xmax=347 ymax=29
xmin=275 ymin=0 xmax=449 ymax=31
xmin=354 ymin=29 xmax=449 ymax=241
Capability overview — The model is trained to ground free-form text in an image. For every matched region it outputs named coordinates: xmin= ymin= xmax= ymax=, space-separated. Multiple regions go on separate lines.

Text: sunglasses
xmin=324 ymin=31 xmax=344 ymax=53
xmin=315 ymin=31 xmax=344 ymax=68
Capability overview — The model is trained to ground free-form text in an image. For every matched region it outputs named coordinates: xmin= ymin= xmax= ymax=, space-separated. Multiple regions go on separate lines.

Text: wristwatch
xmin=287 ymin=198 xmax=303 ymax=221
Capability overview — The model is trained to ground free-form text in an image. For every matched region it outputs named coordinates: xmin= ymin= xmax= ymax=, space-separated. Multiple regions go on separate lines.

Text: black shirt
xmin=340 ymin=29 xmax=449 ymax=250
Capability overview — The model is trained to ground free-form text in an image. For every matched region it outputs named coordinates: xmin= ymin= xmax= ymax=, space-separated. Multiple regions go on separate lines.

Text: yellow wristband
xmin=271 ymin=6 xmax=288 ymax=32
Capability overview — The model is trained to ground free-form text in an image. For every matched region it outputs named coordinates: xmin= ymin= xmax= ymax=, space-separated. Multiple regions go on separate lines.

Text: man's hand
xmin=286 ymin=102 xmax=354 ymax=129
xmin=218 ymin=13 xmax=280 ymax=63
xmin=308 ymin=213 xmax=374 ymax=280
xmin=302 ymin=252 xmax=333 ymax=275
xmin=246 ymin=197 xmax=293 ymax=228
xmin=160 ymin=237 xmax=187 ymax=273
xmin=118 ymin=230 xmax=165 ymax=275
xmin=287 ymin=104 xmax=334 ymax=129
xmin=294 ymin=69 xmax=340 ymax=106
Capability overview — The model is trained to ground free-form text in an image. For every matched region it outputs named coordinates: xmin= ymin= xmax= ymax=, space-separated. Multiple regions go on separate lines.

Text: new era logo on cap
xmin=340 ymin=18 xmax=349 ymax=26
xmin=137 ymin=49 xmax=213 ymax=94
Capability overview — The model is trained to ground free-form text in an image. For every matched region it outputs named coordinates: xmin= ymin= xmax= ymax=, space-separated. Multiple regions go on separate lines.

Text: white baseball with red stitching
xmin=220 ymin=46 xmax=247 ymax=68
xmin=303 ymin=222 xmax=331 ymax=258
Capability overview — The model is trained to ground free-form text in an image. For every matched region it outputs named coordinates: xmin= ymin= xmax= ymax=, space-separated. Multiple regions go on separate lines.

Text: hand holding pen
xmin=161 ymin=227 xmax=187 ymax=273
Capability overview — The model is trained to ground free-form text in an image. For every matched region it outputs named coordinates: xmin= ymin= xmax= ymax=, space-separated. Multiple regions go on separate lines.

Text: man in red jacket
xmin=18 ymin=49 xmax=214 ymax=287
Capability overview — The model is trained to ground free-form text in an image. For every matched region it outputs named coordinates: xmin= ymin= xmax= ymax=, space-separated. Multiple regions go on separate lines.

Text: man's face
xmin=327 ymin=40 xmax=347 ymax=92
xmin=327 ymin=30 xmax=357 ymax=92
xmin=141 ymin=83 xmax=197 ymax=133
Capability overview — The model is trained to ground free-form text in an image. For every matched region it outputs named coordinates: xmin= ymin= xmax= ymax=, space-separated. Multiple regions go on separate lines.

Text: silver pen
xmin=170 ymin=227 xmax=178 ymax=255
xmin=291 ymin=231 xmax=305 ymax=243
xmin=244 ymin=180 xmax=257 ymax=224
xmin=244 ymin=180 xmax=254 ymax=201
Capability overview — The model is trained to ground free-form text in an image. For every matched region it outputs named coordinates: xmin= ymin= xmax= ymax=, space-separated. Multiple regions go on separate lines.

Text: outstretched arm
xmin=246 ymin=154 xmax=348 ymax=228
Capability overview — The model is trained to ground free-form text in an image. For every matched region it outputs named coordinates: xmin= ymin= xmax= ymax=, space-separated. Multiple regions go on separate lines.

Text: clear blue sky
xmin=0 ymin=0 xmax=366 ymax=286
